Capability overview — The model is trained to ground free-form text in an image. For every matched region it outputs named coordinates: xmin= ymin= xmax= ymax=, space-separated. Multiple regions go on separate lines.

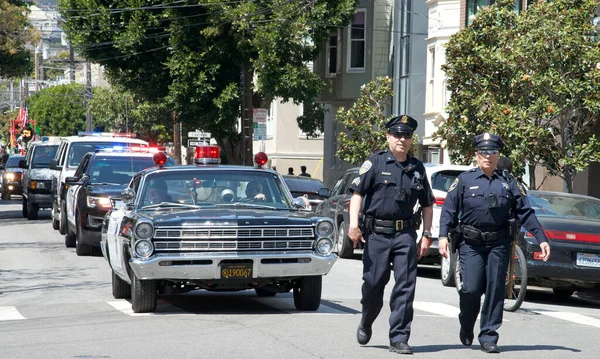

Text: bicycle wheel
xmin=504 ymin=244 xmax=528 ymax=312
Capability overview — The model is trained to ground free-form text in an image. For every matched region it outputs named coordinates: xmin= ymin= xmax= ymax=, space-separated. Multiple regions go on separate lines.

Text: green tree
xmin=437 ymin=0 xmax=600 ymax=192
xmin=0 ymin=0 xmax=37 ymax=78
xmin=58 ymin=0 xmax=356 ymax=164
xmin=297 ymin=101 xmax=326 ymax=139
xmin=27 ymin=83 xmax=86 ymax=137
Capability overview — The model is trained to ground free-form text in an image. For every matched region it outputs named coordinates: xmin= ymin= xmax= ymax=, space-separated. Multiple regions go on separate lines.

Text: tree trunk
xmin=241 ymin=64 xmax=254 ymax=166
xmin=217 ymin=136 xmax=242 ymax=165
xmin=528 ymin=164 xmax=536 ymax=190
xmin=564 ymin=165 xmax=574 ymax=193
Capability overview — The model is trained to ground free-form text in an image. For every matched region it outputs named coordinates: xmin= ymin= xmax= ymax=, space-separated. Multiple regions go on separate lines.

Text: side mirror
xmin=65 ymin=176 xmax=80 ymax=185
xmin=50 ymin=159 xmax=62 ymax=171
xmin=81 ymin=175 xmax=90 ymax=187
xmin=292 ymin=197 xmax=308 ymax=209
xmin=18 ymin=160 xmax=27 ymax=169
xmin=121 ymin=188 xmax=136 ymax=205
xmin=317 ymin=187 xmax=330 ymax=198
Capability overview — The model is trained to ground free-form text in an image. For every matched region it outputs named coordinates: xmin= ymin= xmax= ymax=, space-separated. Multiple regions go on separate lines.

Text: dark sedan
xmin=282 ymin=175 xmax=329 ymax=213
xmin=520 ymin=190 xmax=600 ymax=298
xmin=1 ymin=155 xmax=25 ymax=200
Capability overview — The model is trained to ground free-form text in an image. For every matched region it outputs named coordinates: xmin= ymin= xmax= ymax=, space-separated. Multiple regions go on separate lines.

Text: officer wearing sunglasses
xmin=438 ymin=133 xmax=550 ymax=354
xmin=348 ymin=115 xmax=435 ymax=355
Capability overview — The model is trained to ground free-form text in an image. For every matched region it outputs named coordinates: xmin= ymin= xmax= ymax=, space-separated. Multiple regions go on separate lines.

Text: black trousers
xmin=458 ymin=239 xmax=512 ymax=345
xmin=360 ymin=229 xmax=417 ymax=343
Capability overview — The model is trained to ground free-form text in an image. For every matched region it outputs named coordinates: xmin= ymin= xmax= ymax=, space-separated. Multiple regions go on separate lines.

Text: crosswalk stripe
xmin=0 ymin=306 xmax=26 ymax=321
xmin=107 ymin=300 xmax=186 ymax=316
xmin=531 ymin=310 xmax=600 ymax=329
xmin=413 ymin=301 xmax=460 ymax=318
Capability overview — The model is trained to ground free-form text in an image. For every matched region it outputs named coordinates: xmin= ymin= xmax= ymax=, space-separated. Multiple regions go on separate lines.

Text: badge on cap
xmin=448 ymin=178 xmax=459 ymax=192
xmin=401 ymin=115 xmax=408 ymax=124
xmin=359 ymin=160 xmax=372 ymax=175
xmin=484 ymin=133 xmax=491 ymax=140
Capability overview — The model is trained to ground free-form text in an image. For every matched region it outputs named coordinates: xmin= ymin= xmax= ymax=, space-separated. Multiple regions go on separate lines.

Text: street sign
xmin=253 ymin=108 xmax=268 ymax=123
xmin=253 ymin=123 xmax=267 ymax=141
xmin=188 ymin=130 xmax=210 ymax=138
xmin=188 ymin=139 xmax=208 ymax=147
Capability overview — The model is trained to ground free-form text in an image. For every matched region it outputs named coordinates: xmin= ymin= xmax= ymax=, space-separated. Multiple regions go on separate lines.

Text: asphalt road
xmin=1 ymin=198 xmax=599 ymax=359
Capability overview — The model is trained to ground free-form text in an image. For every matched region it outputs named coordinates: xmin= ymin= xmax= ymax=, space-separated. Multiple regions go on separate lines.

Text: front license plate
xmin=576 ymin=252 xmax=600 ymax=268
xmin=220 ymin=262 xmax=253 ymax=279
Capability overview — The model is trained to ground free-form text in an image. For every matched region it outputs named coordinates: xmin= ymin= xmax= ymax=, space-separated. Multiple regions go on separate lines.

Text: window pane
xmin=351 ymin=12 xmax=365 ymax=39
xmin=329 ymin=35 xmax=337 ymax=47
xmin=329 ymin=48 xmax=338 ymax=73
xmin=350 ymin=41 xmax=365 ymax=68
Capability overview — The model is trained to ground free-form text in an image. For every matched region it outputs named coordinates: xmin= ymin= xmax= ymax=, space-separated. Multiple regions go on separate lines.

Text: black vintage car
xmin=282 ymin=175 xmax=329 ymax=212
xmin=64 ymin=149 xmax=175 ymax=256
xmin=1 ymin=155 xmax=25 ymax=200
xmin=101 ymin=148 xmax=336 ymax=313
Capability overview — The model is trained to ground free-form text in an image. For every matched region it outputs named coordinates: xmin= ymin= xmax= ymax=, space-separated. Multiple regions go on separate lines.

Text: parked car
xmin=282 ymin=175 xmax=329 ymax=212
xmin=64 ymin=147 xmax=175 ymax=255
xmin=20 ymin=139 xmax=60 ymax=219
xmin=101 ymin=147 xmax=337 ymax=313
xmin=1 ymin=155 xmax=25 ymax=200
xmin=317 ymin=164 xmax=473 ymax=260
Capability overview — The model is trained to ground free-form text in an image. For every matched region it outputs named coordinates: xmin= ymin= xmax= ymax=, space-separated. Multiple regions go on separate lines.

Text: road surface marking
xmin=0 ymin=306 xmax=26 ymax=321
xmin=531 ymin=310 xmax=600 ymax=329
xmin=107 ymin=300 xmax=185 ymax=316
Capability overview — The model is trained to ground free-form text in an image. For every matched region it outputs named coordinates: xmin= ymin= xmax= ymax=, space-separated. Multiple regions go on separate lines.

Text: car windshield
xmin=89 ymin=156 xmax=175 ymax=185
xmin=6 ymin=156 xmax=23 ymax=168
xmin=284 ymin=177 xmax=326 ymax=194
xmin=431 ymin=170 xmax=466 ymax=192
xmin=32 ymin=145 xmax=58 ymax=168
xmin=529 ymin=192 xmax=600 ymax=221
xmin=138 ymin=169 xmax=293 ymax=210
xmin=67 ymin=142 xmax=146 ymax=168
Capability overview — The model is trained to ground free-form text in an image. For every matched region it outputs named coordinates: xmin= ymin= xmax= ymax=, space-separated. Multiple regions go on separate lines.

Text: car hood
xmin=28 ymin=168 xmax=54 ymax=180
xmin=89 ymin=183 xmax=128 ymax=198
xmin=4 ymin=168 xmax=23 ymax=174
xmin=140 ymin=208 xmax=317 ymax=227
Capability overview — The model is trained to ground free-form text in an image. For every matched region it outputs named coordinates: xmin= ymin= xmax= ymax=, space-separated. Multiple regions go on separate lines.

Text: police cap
xmin=472 ymin=133 xmax=504 ymax=151
xmin=385 ymin=115 xmax=418 ymax=135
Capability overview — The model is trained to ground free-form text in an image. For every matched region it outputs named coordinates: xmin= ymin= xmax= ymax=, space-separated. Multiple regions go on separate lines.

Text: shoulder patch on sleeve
xmin=359 ymin=160 xmax=372 ymax=175
xmin=448 ymin=178 xmax=459 ymax=192
xmin=517 ymin=182 xmax=527 ymax=196
xmin=352 ymin=177 xmax=360 ymax=186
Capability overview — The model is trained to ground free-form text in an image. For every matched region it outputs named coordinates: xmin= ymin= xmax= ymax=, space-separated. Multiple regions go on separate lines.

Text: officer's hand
xmin=418 ymin=236 xmax=433 ymax=259
xmin=348 ymin=225 xmax=364 ymax=248
xmin=438 ymin=237 xmax=449 ymax=259
xmin=539 ymin=242 xmax=551 ymax=262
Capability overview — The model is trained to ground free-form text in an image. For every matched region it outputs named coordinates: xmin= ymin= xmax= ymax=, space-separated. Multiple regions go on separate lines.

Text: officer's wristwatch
xmin=422 ymin=230 xmax=432 ymax=238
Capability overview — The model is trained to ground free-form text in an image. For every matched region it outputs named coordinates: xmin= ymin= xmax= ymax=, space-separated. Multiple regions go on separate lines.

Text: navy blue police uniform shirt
xmin=439 ymin=168 xmax=548 ymax=244
xmin=348 ymin=150 xmax=435 ymax=220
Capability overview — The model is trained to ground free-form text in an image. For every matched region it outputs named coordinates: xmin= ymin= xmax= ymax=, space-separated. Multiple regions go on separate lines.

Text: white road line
xmin=252 ymin=298 xmax=353 ymax=315
xmin=531 ymin=310 xmax=600 ymax=329
xmin=107 ymin=300 xmax=185 ymax=316
xmin=413 ymin=301 xmax=460 ymax=318
xmin=0 ymin=306 xmax=26 ymax=321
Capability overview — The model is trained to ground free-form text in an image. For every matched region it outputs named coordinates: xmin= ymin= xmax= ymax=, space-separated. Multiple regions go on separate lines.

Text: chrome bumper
xmin=129 ymin=251 xmax=337 ymax=280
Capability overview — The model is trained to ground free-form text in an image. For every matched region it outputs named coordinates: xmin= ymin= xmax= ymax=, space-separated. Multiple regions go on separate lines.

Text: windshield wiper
xmin=141 ymin=202 xmax=202 ymax=210
xmin=216 ymin=202 xmax=280 ymax=210
xmin=92 ymin=182 xmax=122 ymax=186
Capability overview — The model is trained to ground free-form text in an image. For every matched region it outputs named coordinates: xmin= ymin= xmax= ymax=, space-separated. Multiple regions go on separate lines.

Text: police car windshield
xmin=89 ymin=156 xmax=174 ymax=185
xmin=67 ymin=142 xmax=144 ymax=168
xmin=6 ymin=156 xmax=23 ymax=168
xmin=32 ymin=145 xmax=58 ymax=168
xmin=138 ymin=169 xmax=293 ymax=210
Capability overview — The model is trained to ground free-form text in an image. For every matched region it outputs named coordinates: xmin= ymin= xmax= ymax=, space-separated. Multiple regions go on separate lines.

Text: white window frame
xmin=428 ymin=46 xmax=436 ymax=110
xmin=326 ymin=29 xmax=342 ymax=77
xmin=346 ymin=8 xmax=367 ymax=73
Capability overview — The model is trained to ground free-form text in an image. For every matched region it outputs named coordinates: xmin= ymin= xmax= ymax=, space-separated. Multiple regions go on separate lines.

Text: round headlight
xmin=316 ymin=238 xmax=333 ymax=255
xmin=135 ymin=240 xmax=154 ymax=258
xmin=316 ymin=220 xmax=334 ymax=237
xmin=135 ymin=222 xmax=154 ymax=239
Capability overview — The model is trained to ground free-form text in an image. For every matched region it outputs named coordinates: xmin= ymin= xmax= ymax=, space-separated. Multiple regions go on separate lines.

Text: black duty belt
xmin=460 ymin=225 xmax=508 ymax=244
xmin=372 ymin=218 xmax=411 ymax=235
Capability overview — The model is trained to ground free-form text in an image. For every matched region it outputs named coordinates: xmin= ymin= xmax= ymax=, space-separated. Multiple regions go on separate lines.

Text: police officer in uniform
xmin=348 ymin=115 xmax=435 ymax=355
xmin=438 ymin=133 xmax=551 ymax=354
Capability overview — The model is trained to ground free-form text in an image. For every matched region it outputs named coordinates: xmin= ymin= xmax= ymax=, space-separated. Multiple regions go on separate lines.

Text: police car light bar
xmin=153 ymin=151 xmax=168 ymax=167
xmin=78 ymin=131 xmax=137 ymax=138
xmin=95 ymin=145 xmax=163 ymax=153
xmin=195 ymin=145 xmax=221 ymax=165
xmin=254 ymin=152 xmax=268 ymax=167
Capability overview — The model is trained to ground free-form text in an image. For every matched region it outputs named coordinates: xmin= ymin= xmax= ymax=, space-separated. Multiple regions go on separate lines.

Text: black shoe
xmin=389 ymin=341 xmax=413 ymax=355
xmin=481 ymin=342 xmax=500 ymax=353
xmin=459 ymin=327 xmax=474 ymax=346
xmin=356 ymin=324 xmax=372 ymax=345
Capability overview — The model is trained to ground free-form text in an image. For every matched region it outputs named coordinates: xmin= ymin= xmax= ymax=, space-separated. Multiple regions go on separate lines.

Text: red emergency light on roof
xmin=195 ymin=145 xmax=221 ymax=165
xmin=254 ymin=152 xmax=268 ymax=167
xmin=153 ymin=151 xmax=168 ymax=167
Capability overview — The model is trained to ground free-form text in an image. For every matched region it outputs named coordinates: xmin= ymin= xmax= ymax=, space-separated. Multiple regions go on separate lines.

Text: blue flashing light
xmin=42 ymin=136 xmax=49 ymax=141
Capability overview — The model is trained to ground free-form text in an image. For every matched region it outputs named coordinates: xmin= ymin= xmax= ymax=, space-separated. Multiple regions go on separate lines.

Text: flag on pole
xmin=22 ymin=102 xmax=29 ymax=128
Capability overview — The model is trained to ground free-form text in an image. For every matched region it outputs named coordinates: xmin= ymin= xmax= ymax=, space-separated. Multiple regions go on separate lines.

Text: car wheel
xmin=255 ymin=288 xmax=277 ymax=297
xmin=59 ymin=199 xmax=67 ymax=235
xmin=27 ymin=201 xmax=39 ymax=220
xmin=52 ymin=202 xmax=60 ymax=230
xmin=75 ymin=215 xmax=93 ymax=256
xmin=336 ymin=221 xmax=354 ymax=259
xmin=112 ymin=271 xmax=131 ymax=299
xmin=22 ymin=197 xmax=28 ymax=218
xmin=553 ymin=288 xmax=575 ymax=299
xmin=131 ymin=272 xmax=157 ymax=313
xmin=440 ymin=242 xmax=457 ymax=287
xmin=293 ymin=276 xmax=322 ymax=311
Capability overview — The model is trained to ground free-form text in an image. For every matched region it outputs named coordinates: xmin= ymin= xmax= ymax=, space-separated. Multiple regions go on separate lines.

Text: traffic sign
xmin=188 ymin=130 xmax=210 ymax=138
xmin=253 ymin=123 xmax=267 ymax=140
xmin=253 ymin=108 xmax=268 ymax=123
xmin=188 ymin=139 xmax=208 ymax=147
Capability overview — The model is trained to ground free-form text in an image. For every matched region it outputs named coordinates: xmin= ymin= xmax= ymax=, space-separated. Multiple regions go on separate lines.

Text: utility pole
xmin=69 ymin=44 xmax=75 ymax=82
xmin=85 ymin=61 xmax=92 ymax=131
xmin=172 ymin=112 xmax=181 ymax=164
xmin=241 ymin=64 xmax=254 ymax=166
xmin=35 ymin=48 xmax=39 ymax=92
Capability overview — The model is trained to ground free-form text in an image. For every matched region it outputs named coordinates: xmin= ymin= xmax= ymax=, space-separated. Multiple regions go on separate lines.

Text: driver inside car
xmin=145 ymin=179 xmax=173 ymax=205
xmin=242 ymin=181 xmax=266 ymax=202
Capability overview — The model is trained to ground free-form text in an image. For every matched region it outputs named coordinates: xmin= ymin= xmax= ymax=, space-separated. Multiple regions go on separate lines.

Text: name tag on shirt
xmin=381 ymin=172 xmax=392 ymax=176
xmin=469 ymin=186 xmax=479 ymax=189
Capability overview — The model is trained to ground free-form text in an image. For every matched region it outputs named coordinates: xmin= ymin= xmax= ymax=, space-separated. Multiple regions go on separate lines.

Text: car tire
xmin=75 ymin=214 xmax=93 ymax=256
xmin=27 ymin=201 xmax=39 ymax=220
xmin=52 ymin=202 xmax=60 ymax=230
xmin=131 ymin=273 xmax=157 ymax=313
xmin=2 ymin=191 xmax=11 ymax=200
xmin=112 ymin=271 xmax=131 ymax=299
xmin=59 ymin=199 xmax=67 ymax=235
xmin=336 ymin=221 xmax=354 ymax=259
xmin=440 ymin=241 xmax=457 ymax=287
xmin=553 ymin=288 xmax=575 ymax=299
xmin=255 ymin=288 xmax=277 ymax=297
xmin=22 ymin=197 xmax=28 ymax=218
xmin=293 ymin=276 xmax=322 ymax=311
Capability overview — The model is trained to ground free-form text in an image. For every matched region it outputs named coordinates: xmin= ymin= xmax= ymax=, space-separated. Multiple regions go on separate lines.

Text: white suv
xmin=50 ymin=133 xmax=148 ymax=235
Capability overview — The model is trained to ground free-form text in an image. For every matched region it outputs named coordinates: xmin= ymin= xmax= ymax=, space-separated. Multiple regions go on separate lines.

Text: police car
xmin=20 ymin=137 xmax=60 ymax=219
xmin=101 ymin=146 xmax=336 ymax=313
xmin=64 ymin=146 xmax=175 ymax=255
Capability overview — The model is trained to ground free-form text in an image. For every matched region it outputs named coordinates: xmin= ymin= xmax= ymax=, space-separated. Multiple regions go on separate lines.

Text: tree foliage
xmin=437 ymin=0 xmax=600 ymax=192
xmin=58 ymin=0 xmax=356 ymax=163
xmin=0 ymin=0 xmax=37 ymax=78
xmin=27 ymin=83 xmax=86 ymax=137
xmin=296 ymin=100 xmax=325 ymax=139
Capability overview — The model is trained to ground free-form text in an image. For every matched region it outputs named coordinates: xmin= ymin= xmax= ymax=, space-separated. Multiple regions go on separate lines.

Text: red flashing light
xmin=153 ymin=151 xmax=167 ymax=166
xmin=254 ymin=152 xmax=268 ymax=167
xmin=195 ymin=145 xmax=221 ymax=164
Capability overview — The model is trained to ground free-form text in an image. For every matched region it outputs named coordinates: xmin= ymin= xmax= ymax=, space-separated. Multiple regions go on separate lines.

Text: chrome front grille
xmin=153 ymin=226 xmax=315 ymax=252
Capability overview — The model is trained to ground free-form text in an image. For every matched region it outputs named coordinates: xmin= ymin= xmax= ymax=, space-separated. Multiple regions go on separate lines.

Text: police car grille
xmin=153 ymin=227 xmax=315 ymax=252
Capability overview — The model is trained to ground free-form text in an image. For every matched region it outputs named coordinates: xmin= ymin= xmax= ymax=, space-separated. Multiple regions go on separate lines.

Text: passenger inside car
xmin=145 ymin=179 xmax=173 ymax=205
